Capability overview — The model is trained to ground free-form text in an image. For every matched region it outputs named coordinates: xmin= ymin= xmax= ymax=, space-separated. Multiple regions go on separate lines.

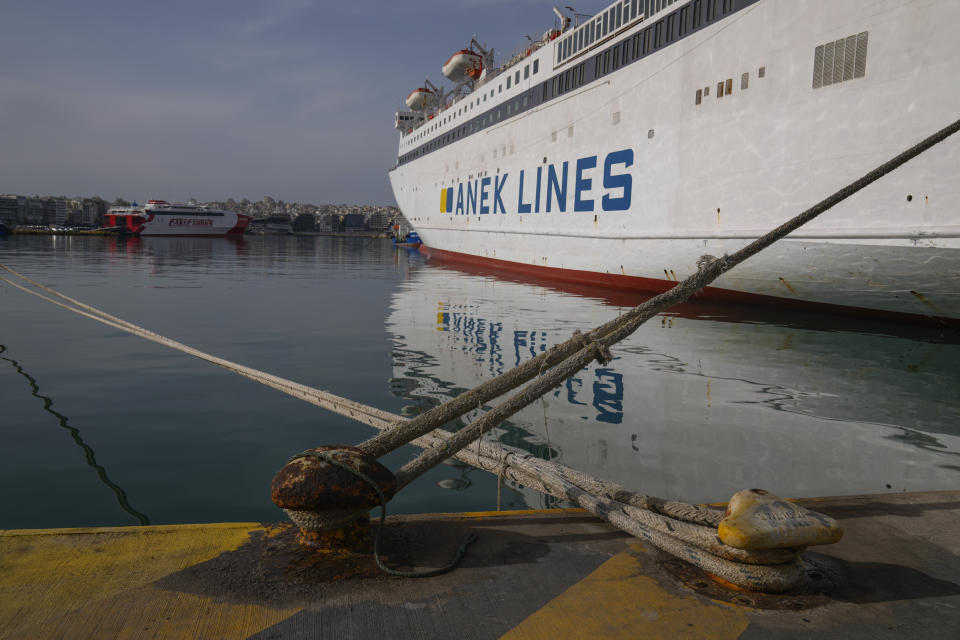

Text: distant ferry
xmin=103 ymin=200 xmax=251 ymax=237
xmin=389 ymin=0 xmax=960 ymax=322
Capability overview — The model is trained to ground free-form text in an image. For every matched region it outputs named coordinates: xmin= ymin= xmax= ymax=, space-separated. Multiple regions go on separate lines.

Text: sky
xmin=0 ymin=0 xmax=609 ymax=205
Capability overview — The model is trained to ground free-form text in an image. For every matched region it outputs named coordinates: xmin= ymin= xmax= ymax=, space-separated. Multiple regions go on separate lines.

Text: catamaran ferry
xmin=388 ymin=0 xmax=960 ymax=322
xmin=104 ymin=200 xmax=251 ymax=237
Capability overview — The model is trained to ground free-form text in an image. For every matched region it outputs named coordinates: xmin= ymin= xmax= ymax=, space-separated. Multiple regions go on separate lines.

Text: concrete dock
xmin=1 ymin=491 xmax=958 ymax=639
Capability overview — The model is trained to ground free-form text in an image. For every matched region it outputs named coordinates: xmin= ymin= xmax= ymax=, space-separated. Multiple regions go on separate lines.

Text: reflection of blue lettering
xmin=474 ymin=318 xmax=487 ymax=356
xmin=512 ymin=330 xmax=547 ymax=365
xmin=593 ymin=368 xmax=624 ymax=424
xmin=489 ymin=322 xmax=503 ymax=375
xmin=566 ymin=378 xmax=586 ymax=405
xmin=513 ymin=331 xmax=528 ymax=366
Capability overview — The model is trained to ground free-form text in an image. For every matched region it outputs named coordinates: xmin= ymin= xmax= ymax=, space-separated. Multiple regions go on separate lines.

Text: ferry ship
xmin=103 ymin=200 xmax=251 ymax=236
xmin=388 ymin=0 xmax=960 ymax=322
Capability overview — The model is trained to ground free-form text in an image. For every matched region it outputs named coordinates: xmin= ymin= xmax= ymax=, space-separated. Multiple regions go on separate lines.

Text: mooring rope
xmin=289 ymin=449 xmax=478 ymax=578
xmin=0 ymin=264 xmax=401 ymax=432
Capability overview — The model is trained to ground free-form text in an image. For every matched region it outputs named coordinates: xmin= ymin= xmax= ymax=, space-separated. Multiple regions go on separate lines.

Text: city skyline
xmin=1 ymin=0 xmax=592 ymax=206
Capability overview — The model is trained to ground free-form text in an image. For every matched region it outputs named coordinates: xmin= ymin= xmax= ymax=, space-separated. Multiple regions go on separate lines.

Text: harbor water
xmin=1 ymin=234 xmax=958 ymax=529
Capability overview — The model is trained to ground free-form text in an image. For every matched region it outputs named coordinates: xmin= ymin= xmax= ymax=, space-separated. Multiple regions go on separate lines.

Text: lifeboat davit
xmin=405 ymin=87 xmax=435 ymax=110
xmin=442 ymin=49 xmax=483 ymax=83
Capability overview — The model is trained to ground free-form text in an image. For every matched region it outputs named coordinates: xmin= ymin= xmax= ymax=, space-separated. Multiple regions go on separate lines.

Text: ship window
xmin=695 ymin=88 xmax=702 ymax=105
xmin=499 ymin=84 xmax=502 ymax=93
xmin=616 ymin=3 xmax=623 ymax=28
xmin=534 ymin=60 xmax=540 ymax=74
xmin=716 ymin=80 xmax=724 ymax=97
xmin=633 ymin=33 xmax=641 ymax=57
xmin=507 ymin=76 xmax=511 ymax=89
xmin=631 ymin=0 xmax=638 ymax=19
xmin=603 ymin=50 xmax=610 ymax=74
xmin=666 ymin=14 xmax=675 ymax=42
xmin=654 ymin=20 xmax=663 ymax=48
xmin=524 ymin=65 xmax=530 ymax=79
xmin=602 ymin=11 xmax=608 ymax=35
xmin=741 ymin=72 xmax=749 ymax=89
xmin=579 ymin=62 xmax=585 ymax=85
xmin=608 ymin=8 xmax=615 ymax=31
xmin=643 ymin=28 xmax=652 ymax=53
xmin=557 ymin=43 xmax=563 ymax=63
xmin=725 ymin=77 xmax=732 ymax=94
xmin=543 ymin=82 xmax=549 ymax=100
xmin=515 ymin=70 xmax=521 ymax=84
xmin=612 ymin=45 xmax=620 ymax=70
xmin=759 ymin=65 xmax=765 ymax=78
xmin=723 ymin=0 xmax=733 ymax=13
xmin=693 ymin=0 xmax=702 ymax=27
xmin=622 ymin=41 xmax=630 ymax=65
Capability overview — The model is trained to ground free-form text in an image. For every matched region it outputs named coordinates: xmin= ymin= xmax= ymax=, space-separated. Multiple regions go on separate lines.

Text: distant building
xmin=316 ymin=213 xmax=340 ymax=232
xmin=366 ymin=209 xmax=393 ymax=232
xmin=343 ymin=213 xmax=365 ymax=232
xmin=293 ymin=213 xmax=316 ymax=232
xmin=249 ymin=213 xmax=293 ymax=234
xmin=81 ymin=200 xmax=100 ymax=227
xmin=0 ymin=195 xmax=23 ymax=226
xmin=42 ymin=198 xmax=66 ymax=225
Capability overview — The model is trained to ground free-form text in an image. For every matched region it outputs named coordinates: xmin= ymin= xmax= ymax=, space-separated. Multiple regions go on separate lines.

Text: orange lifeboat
xmin=405 ymin=87 xmax=435 ymax=110
xmin=442 ymin=49 xmax=483 ymax=83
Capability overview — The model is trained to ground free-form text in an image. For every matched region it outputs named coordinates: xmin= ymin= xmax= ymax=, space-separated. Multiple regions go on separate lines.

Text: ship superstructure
xmin=388 ymin=0 xmax=960 ymax=321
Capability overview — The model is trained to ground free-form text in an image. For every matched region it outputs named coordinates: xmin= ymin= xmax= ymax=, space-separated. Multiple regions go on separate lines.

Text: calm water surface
xmin=1 ymin=234 xmax=958 ymax=528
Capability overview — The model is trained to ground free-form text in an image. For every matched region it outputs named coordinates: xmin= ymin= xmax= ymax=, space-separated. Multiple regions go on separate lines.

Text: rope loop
xmin=288 ymin=449 xmax=478 ymax=578
xmin=571 ymin=329 xmax=613 ymax=366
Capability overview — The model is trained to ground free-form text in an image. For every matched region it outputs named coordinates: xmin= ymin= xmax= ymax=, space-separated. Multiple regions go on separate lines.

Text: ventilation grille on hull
xmin=813 ymin=31 xmax=868 ymax=89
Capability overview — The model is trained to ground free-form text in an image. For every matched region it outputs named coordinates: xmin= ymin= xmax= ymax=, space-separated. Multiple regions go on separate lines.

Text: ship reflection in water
xmin=385 ymin=262 xmax=960 ymax=507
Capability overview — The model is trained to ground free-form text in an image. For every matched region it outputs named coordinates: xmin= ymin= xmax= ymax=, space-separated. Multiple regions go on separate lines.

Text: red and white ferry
xmin=103 ymin=200 xmax=251 ymax=236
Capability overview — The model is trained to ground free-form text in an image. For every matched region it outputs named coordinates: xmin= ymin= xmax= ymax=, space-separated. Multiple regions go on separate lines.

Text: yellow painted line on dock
xmin=0 ymin=522 xmax=299 ymax=639
xmin=499 ymin=544 xmax=750 ymax=640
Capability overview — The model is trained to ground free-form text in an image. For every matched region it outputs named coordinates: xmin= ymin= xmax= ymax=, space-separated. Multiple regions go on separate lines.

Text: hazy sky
xmin=1 ymin=0 xmax=606 ymax=205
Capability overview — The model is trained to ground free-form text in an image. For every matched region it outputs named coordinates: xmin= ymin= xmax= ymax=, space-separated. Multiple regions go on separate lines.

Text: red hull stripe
xmin=418 ymin=244 xmax=956 ymax=327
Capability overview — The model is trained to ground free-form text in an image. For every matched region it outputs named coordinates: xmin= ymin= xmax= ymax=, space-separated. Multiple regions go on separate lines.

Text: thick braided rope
xmin=288 ymin=449 xmax=478 ymax=578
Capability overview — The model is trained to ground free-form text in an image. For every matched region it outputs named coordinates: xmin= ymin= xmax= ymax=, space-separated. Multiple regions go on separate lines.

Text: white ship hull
xmin=140 ymin=211 xmax=250 ymax=236
xmin=389 ymin=0 xmax=960 ymax=321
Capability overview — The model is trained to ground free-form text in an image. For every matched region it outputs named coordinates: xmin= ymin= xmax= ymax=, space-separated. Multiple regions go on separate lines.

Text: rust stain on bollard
xmin=271 ymin=446 xmax=397 ymax=553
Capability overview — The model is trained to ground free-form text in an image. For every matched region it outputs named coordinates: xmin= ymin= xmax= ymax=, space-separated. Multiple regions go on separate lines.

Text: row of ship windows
xmin=405 ymin=59 xmax=541 ymax=146
xmin=557 ymin=0 xmax=734 ymax=65
xmin=398 ymin=0 xmax=738 ymax=165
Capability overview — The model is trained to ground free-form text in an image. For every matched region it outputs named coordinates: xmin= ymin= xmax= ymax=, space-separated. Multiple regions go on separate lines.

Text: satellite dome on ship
xmin=441 ymin=49 xmax=483 ymax=83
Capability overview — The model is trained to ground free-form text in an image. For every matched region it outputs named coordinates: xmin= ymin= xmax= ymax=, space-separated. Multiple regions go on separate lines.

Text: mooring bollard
xmin=719 ymin=489 xmax=844 ymax=550
xmin=271 ymin=446 xmax=397 ymax=552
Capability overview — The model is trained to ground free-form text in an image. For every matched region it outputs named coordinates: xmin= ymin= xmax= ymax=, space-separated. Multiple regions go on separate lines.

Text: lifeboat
xmin=442 ymin=49 xmax=483 ymax=83
xmin=405 ymin=87 xmax=435 ymax=110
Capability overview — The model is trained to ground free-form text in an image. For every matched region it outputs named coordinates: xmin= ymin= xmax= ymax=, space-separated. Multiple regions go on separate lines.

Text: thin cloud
xmin=234 ymin=0 xmax=313 ymax=36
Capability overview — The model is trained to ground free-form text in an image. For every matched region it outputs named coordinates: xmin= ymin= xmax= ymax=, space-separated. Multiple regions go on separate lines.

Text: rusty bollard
xmin=271 ymin=446 xmax=397 ymax=553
